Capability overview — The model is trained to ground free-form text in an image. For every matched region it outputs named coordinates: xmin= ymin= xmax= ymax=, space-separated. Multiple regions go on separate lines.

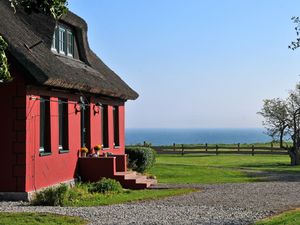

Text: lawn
xmin=149 ymin=154 xmax=300 ymax=184
xmin=255 ymin=209 xmax=300 ymax=225
xmin=0 ymin=212 xmax=86 ymax=225
xmin=66 ymin=188 xmax=195 ymax=207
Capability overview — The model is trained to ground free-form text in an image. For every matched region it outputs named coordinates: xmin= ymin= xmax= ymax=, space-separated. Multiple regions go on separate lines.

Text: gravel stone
xmin=0 ymin=182 xmax=300 ymax=225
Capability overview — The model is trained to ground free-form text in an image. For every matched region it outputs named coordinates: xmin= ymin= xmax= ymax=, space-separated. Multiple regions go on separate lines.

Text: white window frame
xmin=67 ymin=30 xmax=74 ymax=57
xmin=58 ymin=27 xmax=66 ymax=54
xmin=51 ymin=27 xmax=58 ymax=53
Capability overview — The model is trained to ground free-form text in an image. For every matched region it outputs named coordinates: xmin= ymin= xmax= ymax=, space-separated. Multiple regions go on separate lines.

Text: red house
xmin=0 ymin=2 xmax=155 ymax=201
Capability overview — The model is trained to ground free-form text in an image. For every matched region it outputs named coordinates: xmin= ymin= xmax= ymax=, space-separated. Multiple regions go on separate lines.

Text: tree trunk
xmin=289 ymin=148 xmax=300 ymax=165
xmin=279 ymin=131 xmax=284 ymax=148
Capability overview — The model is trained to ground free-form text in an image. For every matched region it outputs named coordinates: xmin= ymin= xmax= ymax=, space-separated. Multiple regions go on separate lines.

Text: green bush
xmin=31 ymin=184 xmax=69 ymax=206
xmin=89 ymin=178 xmax=123 ymax=194
xmin=125 ymin=146 xmax=156 ymax=173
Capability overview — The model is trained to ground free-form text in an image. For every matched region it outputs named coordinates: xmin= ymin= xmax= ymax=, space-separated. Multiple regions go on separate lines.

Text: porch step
xmin=114 ymin=171 xmax=157 ymax=189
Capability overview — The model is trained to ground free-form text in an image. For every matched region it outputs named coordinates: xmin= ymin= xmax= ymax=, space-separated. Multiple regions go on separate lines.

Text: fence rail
xmin=148 ymin=142 xmax=289 ymax=156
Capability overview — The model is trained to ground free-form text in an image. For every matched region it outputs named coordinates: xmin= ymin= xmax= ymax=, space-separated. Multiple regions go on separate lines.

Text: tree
xmin=289 ymin=16 xmax=300 ymax=50
xmin=9 ymin=0 xmax=68 ymax=20
xmin=285 ymin=85 xmax=300 ymax=165
xmin=259 ymin=84 xmax=300 ymax=165
xmin=258 ymin=98 xmax=289 ymax=148
xmin=0 ymin=0 xmax=68 ymax=82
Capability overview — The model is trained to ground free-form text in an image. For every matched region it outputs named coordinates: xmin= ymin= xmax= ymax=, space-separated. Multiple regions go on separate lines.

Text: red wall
xmin=25 ymin=88 xmax=125 ymax=192
xmin=0 ymin=68 xmax=26 ymax=192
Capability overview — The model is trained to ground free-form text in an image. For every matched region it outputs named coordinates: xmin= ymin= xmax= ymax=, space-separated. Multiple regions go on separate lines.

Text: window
xmin=113 ymin=106 xmax=120 ymax=147
xmin=102 ymin=105 xmax=109 ymax=148
xmin=40 ymin=97 xmax=51 ymax=154
xmin=52 ymin=25 xmax=74 ymax=57
xmin=80 ymin=104 xmax=90 ymax=148
xmin=51 ymin=28 xmax=58 ymax=51
xmin=67 ymin=31 xmax=74 ymax=56
xmin=58 ymin=99 xmax=69 ymax=151
xmin=59 ymin=27 xmax=66 ymax=54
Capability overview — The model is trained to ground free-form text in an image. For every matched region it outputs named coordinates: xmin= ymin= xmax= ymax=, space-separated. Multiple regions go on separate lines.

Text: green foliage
xmin=65 ymin=186 xmax=195 ymax=207
xmin=30 ymin=181 xmax=195 ymax=207
xmin=0 ymin=212 xmax=86 ymax=225
xmin=9 ymin=0 xmax=68 ymax=19
xmin=0 ymin=36 xmax=12 ymax=83
xmin=31 ymin=184 xmax=69 ymax=206
xmin=88 ymin=178 xmax=123 ymax=194
xmin=126 ymin=146 xmax=156 ymax=173
xmin=289 ymin=16 xmax=300 ymax=50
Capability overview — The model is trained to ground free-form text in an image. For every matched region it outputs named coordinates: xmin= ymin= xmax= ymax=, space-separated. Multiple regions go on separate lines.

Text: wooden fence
xmin=148 ymin=142 xmax=289 ymax=156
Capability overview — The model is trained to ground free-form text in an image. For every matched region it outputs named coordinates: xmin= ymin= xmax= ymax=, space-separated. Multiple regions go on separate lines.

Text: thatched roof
xmin=0 ymin=1 xmax=138 ymax=100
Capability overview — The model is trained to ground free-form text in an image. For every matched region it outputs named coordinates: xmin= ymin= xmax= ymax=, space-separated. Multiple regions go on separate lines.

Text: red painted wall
xmin=25 ymin=88 xmax=126 ymax=192
xmin=0 ymin=68 xmax=26 ymax=192
xmin=25 ymin=92 xmax=81 ymax=192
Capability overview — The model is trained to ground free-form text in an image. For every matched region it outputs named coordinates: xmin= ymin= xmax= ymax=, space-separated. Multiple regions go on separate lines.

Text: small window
xmin=51 ymin=27 xmax=58 ymax=51
xmin=40 ymin=97 xmax=51 ymax=153
xmin=58 ymin=27 xmax=66 ymax=54
xmin=102 ymin=105 xmax=109 ymax=148
xmin=113 ymin=106 xmax=120 ymax=147
xmin=67 ymin=31 xmax=74 ymax=57
xmin=58 ymin=99 xmax=69 ymax=151
xmin=52 ymin=25 xmax=74 ymax=58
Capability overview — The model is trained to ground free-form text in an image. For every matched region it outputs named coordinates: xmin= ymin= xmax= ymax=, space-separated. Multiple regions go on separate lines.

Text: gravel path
xmin=1 ymin=182 xmax=300 ymax=225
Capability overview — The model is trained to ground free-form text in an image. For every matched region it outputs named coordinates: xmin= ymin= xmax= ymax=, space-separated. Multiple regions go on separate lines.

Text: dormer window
xmin=52 ymin=25 xmax=74 ymax=58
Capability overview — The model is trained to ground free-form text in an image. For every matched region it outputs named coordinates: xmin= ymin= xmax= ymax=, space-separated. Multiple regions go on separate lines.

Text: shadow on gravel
xmin=243 ymin=170 xmax=300 ymax=182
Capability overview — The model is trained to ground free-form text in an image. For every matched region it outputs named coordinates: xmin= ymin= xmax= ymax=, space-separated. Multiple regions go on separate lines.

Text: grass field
xmin=149 ymin=154 xmax=300 ymax=184
xmin=255 ymin=209 xmax=300 ymax=225
xmin=0 ymin=212 xmax=86 ymax=225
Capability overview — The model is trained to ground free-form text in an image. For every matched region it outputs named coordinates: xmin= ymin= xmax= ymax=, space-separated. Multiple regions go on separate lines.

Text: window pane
xmin=59 ymin=27 xmax=65 ymax=53
xmin=102 ymin=105 xmax=109 ymax=148
xmin=40 ymin=97 xmax=51 ymax=152
xmin=59 ymin=98 xmax=69 ymax=150
xmin=51 ymin=27 xmax=58 ymax=51
xmin=67 ymin=31 xmax=73 ymax=56
xmin=113 ymin=106 xmax=120 ymax=147
xmin=40 ymin=98 xmax=45 ymax=150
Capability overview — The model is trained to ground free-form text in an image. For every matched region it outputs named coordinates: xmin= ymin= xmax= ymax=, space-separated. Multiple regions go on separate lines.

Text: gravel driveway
xmin=1 ymin=181 xmax=300 ymax=225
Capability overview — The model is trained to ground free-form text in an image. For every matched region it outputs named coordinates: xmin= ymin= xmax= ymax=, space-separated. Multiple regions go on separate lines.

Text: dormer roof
xmin=0 ymin=1 xmax=138 ymax=100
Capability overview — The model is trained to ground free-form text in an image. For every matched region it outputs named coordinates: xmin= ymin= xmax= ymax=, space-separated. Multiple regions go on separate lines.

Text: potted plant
xmin=80 ymin=147 xmax=88 ymax=157
xmin=93 ymin=144 xmax=102 ymax=156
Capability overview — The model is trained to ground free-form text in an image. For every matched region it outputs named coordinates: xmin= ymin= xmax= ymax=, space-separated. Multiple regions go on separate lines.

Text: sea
xmin=125 ymin=128 xmax=273 ymax=146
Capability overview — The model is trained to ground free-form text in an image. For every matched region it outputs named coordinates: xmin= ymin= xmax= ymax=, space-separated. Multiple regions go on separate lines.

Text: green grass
xmin=149 ymin=154 xmax=300 ymax=184
xmin=0 ymin=212 xmax=86 ymax=225
xmin=255 ymin=209 xmax=300 ymax=225
xmin=66 ymin=187 xmax=195 ymax=207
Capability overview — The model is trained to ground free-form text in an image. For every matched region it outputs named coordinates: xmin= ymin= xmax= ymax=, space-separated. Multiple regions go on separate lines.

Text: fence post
xmin=252 ymin=145 xmax=254 ymax=156
xmin=216 ymin=145 xmax=219 ymax=155
xmin=205 ymin=143 xmax=208 ymax=152
xmin=181 ymin=144 xmax=184 ymax=156
xmin=237 ymin=143 xmax=240 ymax=152
xmin=143 ymin=141 xmax=146 ymax=147
xmin=173 ymin=143 xmax=176 ymax=152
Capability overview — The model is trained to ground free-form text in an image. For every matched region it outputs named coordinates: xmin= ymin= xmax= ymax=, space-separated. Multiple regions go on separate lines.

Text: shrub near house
xmin=126 ymin=147 xmax=156 ymax=173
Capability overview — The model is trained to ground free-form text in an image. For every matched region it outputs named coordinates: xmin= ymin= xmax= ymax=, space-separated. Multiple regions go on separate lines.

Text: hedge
xmin=125 ymin=146 xmax=156 ymax=173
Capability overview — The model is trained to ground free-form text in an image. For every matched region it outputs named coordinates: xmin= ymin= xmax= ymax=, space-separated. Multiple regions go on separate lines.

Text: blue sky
xmin=69 ymin=0 xmax=300 ymax=129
